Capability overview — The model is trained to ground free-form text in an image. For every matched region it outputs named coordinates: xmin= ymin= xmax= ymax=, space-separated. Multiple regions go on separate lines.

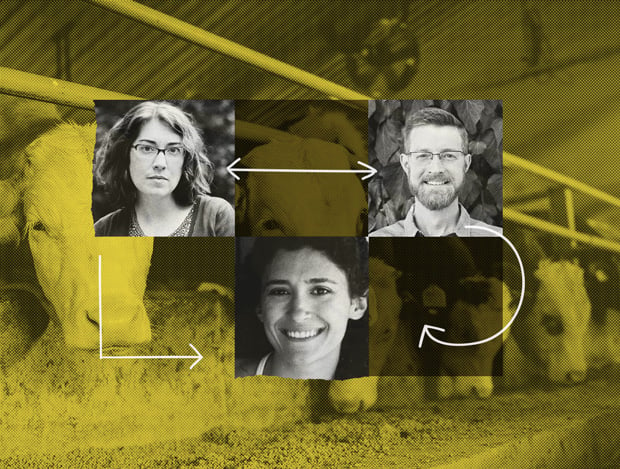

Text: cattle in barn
xmin=328 ymin=255 xmax=404 ymax=413
xmin=579 ymin=248 xmax=620 ymax=371
xmin=434 ymin=228 xmax=618 ymax=397
xmin=235 ymin=106 xmax=368 ymax=237
xmin=501 ymin=228 xmax=592 ymax=388
xmin=436 ymin=276 xmax=512 ymax=399
xmin=1 ymin=112 xmax=154 ymax=354
xmin=328 ymin=238 xmax=507 ymax=410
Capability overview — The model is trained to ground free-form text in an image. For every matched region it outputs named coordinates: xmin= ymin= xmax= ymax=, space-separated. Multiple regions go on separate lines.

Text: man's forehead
xmin=405 ymin=124 xmax=465 ymax=150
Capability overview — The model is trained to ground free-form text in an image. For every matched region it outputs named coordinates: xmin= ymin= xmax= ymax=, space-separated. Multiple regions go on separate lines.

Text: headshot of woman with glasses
xmin=94 ymin=100 xmax=234 ymax=236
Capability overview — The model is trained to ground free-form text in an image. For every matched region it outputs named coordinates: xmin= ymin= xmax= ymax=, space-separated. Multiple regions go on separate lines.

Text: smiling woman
xmin=93 ymin=100 xmax=235 ymax=237
xmin=235 ymin=237 xmax=369 ymax=380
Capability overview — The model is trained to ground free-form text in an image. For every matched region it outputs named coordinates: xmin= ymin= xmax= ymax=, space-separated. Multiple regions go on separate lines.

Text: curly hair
xmin=247 ymin=237 xmax=369 ymax=299
xmin=95 ymin=101 xmax=213 ymax=207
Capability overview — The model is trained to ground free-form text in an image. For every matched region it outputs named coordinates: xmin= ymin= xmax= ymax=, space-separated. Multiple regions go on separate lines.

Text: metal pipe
xmin=0 ymin=67 xmax=139 ymax=110
xmin=505 ymin=207 xmax=620 ymax=254
xmin=564 ymin=188 xmax=577 ymax=249
xmin=0 ymin=68 xmax=291 ymax=142
xmin=83 ymin=0 xmax=370 ymax=101
xmin=3 ymin=67 xmax=620 ymax=253
xmin=504 ymin=151 xmax=620 ymax=209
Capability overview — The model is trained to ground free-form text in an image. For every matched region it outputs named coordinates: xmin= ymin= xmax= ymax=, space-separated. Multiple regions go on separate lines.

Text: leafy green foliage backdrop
xmin=368 ymin=100 xmax=503 ymax=232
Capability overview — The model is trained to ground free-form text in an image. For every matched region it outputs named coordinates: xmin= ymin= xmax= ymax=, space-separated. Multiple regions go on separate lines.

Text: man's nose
xmin=426 ymin=154 xmax=446 ymax=172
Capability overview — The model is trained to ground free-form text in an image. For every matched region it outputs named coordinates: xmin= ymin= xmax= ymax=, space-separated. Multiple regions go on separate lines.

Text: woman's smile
xmin=280 ymin=326 xmax=326 ymax=341
xmin=259 ymin=247 xmax=363 ymax=366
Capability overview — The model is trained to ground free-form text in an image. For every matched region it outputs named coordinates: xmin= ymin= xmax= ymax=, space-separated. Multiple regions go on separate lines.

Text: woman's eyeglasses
xmin=131 ymin=144 xmax=185 ymax=160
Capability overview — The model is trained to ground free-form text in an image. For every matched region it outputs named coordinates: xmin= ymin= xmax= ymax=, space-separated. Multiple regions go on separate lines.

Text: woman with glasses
xmin=94 ymin=101 xmax=234 ymax=236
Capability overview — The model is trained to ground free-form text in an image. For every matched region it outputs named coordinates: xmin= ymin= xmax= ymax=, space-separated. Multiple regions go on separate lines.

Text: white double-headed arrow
xmin=98 ymin=255 xmax=203 ymax=369
xmin=226 ymin=158 xmax=377 ymax=181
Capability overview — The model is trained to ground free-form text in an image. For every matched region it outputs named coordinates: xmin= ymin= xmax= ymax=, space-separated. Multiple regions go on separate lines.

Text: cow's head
xmin=21 ymin=123 xmax=152 ymax=349
xmin=437 ymin=277 xmax=512 ymax=398
xmin=581 ymin=249 xmax=620 ymax=369
xmin=236 ymin=138 xmax=368 ymax=236
xmin=509 ymin=255 xmax=591 ymax=384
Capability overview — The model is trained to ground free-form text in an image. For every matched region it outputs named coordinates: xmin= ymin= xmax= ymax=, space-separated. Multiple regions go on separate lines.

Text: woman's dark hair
xmin=248 ymin=237 xmax=369 ymax=299
xmin=95 ymin=101 xmax=213 ymax=208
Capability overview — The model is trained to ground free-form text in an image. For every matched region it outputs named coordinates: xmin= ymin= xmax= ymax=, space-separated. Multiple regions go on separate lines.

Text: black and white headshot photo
xmin=92 ymin=100 xmax=235 ymax=237
xmin=369 ymin=100 xmax=503 ymax=237
xmin=235 ymin=237 xmax=369 ymax=380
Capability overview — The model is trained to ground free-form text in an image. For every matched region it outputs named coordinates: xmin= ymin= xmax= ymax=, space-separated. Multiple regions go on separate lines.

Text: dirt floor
xmin=2 ymin=290 xmax=620 ymax=468
xmin=2 ymin=373 xmax=619 ymax=468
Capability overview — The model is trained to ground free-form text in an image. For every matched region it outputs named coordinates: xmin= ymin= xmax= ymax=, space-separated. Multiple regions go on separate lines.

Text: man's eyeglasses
xmin=131 ymin=144 xmax=185 ymax=160
xmin=403 ymin=151 xmax=466 ymax=162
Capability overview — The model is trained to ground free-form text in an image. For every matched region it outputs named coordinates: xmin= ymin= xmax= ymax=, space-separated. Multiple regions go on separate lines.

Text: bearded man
xmin=370 ymin=107 xmax=502 ymax=237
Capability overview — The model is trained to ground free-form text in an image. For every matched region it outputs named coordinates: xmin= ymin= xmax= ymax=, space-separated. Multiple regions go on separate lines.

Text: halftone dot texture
xmin=234 ymin=100 xmax=369 ymax=236
xmin=371 ymin=237 xmax=504 ymax=377
xmin=2 ymin=0 xmax=620 ymax=466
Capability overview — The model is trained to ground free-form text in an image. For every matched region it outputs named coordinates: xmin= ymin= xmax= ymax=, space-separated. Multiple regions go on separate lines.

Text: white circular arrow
xmin=418 ymin=225 xmax=525 ymax=348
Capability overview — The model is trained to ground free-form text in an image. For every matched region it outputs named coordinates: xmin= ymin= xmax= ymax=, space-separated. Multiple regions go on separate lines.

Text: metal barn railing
xmin=504 ymin=152 xmax=620 ymax=254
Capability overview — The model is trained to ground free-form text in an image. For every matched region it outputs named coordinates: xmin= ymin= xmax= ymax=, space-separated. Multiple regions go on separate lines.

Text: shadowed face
xmin=258 ymin=247 xmax=366 ymax=368
xmin=129 ymin=119 xmax=185 ymax=200
xmin=400 ymin=125 xmax=471 ymax=210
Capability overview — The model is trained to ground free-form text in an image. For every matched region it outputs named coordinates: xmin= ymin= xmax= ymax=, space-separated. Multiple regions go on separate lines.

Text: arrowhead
xmin=189 ymin=343 xmax=203 ymax=369
xmin=226 ymin=157 xmax=241 ymax=181
xmin=356 ymin=160 xmax=378 ymax=180
xmin=418 ymin=324 xmax=446 ymax=349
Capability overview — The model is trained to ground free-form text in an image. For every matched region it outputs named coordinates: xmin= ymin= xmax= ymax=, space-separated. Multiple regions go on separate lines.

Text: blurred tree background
xmin=368 ymin=99 xmax=503 ymax=232
xmin=92 ymin=100 xmax=235 ymax=221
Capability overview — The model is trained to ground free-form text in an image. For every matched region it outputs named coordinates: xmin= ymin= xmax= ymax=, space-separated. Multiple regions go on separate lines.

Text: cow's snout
xmin=86 ymin=299 xmax=151 ymax=348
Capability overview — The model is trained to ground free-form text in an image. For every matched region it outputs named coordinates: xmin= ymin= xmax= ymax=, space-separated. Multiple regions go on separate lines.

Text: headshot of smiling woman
xmin=93 ymin=100 xmax=234 ymax=236
xmin=235 ymin=237 xmax=369 ymax=380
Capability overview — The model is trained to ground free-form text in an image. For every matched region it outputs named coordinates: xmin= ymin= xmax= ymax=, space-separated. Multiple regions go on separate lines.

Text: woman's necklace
xmin=129 ymin=203 xmax=196 ymax=237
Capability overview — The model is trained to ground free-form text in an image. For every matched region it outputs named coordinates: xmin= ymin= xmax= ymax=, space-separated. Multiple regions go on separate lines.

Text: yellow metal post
xmin=504 ymin=207 xmax=620 ymax=254
xmin=84 ymin=0 xmax=371 ymax=101
xmin=504 ymin=152 xmax=620 ymax=209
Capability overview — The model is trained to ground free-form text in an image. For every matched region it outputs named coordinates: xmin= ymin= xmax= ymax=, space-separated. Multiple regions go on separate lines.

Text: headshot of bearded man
xmin=370 ymin=105 xmax=502 ymax=238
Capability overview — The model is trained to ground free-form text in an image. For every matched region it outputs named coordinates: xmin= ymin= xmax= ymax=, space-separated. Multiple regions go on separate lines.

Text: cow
xmin=328 ymin=255 xmax=405 ymax=413
xmin=500 ymin=228 xmax=591 ymax=388
xmin=436 ymin=228 xmax=593 ymax=395
xmin=434 ymin=227 xmax=619 ymax=398
xmin=580 ymin=248 xmax=620 ymax=371
xmin=436 ymin=276 xmax=512 ymax=399
xmin=235 ymin=137 xmax=368 ymax=236
xmin=3 ymin=116 xmax=153 ymax=352
xmin=328 ymin=238 xmax=508 ymax=411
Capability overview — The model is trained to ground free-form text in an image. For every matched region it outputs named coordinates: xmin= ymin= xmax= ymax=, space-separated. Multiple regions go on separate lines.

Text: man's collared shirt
xmin=369 ymin=203 xmax=503 ymax=237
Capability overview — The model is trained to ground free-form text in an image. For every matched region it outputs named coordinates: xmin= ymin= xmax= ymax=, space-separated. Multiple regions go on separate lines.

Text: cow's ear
xmin=349 ymin=294 xmax=368 ymax=320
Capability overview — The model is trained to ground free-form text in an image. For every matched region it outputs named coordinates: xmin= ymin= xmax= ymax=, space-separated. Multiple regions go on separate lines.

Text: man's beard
xmin=412 ymin=177 xmax=459 ymax=211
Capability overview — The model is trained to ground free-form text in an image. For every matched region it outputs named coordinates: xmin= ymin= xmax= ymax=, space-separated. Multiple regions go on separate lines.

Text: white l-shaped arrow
xmin=98 ymin=255 xmax=203 ymax=369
